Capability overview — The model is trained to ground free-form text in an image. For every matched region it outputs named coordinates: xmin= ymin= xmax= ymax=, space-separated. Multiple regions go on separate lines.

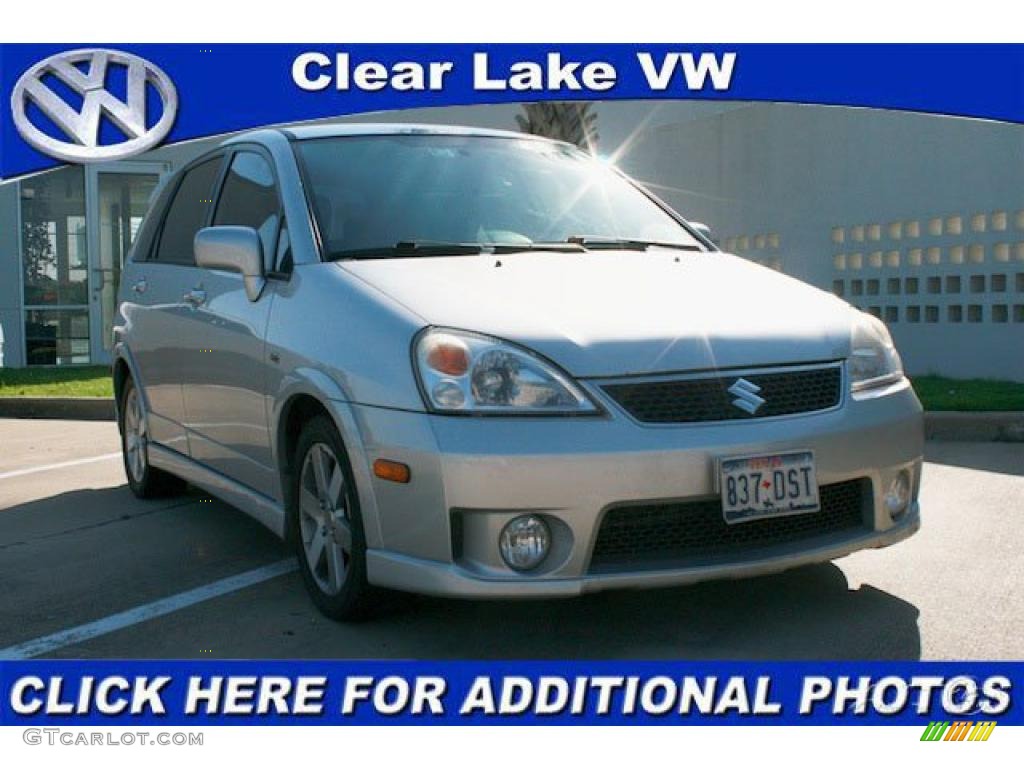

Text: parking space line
xmin=0 ymin=559 xmax=298 ymax=659
xmin=0 ymin=452 xmax=122 ymax=481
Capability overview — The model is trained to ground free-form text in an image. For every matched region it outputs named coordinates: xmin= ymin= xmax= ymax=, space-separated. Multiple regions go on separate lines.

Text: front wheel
xmin=291 ymin=415 xmax=373 ymax=621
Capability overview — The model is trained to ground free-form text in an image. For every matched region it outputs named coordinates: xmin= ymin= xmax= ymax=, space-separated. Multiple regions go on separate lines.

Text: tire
xmin=290 ymin=414 xmax=373 ymax=621
xmin=119 ymin=377 xmax=185 ymax=498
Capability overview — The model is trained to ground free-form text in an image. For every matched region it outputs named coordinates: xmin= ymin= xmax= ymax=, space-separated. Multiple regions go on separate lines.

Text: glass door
xmin=86 ymin=162 xmax=167 ymax=364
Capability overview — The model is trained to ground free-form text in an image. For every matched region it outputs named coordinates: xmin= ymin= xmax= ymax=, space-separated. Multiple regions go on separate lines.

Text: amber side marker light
xmin=373 ymin=459 xmax=411 ymax=483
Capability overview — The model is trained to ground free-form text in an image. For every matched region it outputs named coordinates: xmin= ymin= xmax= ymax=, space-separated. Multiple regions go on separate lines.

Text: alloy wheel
xmin=123 ymin=387 xmax=147 ymax=483
xmin=298 ymin=442 xmax=352 ymax=595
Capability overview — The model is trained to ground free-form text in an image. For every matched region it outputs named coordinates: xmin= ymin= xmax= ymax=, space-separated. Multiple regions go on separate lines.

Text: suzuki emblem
xmin=727 ymin=378 xmax=766 ymax=415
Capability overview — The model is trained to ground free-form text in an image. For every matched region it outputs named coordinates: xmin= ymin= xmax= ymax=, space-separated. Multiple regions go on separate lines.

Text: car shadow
xmin=924 ymin=440 xmax=1024 ymax=477
xmin=1 ymin=482 xmax=920 ymax=660
xmin=370 ymin=563 xmax=921 ymax=660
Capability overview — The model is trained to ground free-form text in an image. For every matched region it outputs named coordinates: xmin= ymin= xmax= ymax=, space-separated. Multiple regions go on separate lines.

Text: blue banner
xmin=1 ymin=43 xmax=1022 ymax=178
xmin=0 ymin=661 xmax=1019 ymax=726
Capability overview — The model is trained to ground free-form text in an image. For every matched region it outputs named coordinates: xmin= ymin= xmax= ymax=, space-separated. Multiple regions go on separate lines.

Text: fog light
xmin=885 ymin=470 xmax=912 ymax=519
xmin=499 ymin=515 xmax=551 ymax=571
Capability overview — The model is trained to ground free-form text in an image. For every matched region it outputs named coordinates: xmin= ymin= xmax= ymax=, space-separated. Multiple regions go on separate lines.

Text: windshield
xmin=294 ymin=134 xmax=703 ymax=258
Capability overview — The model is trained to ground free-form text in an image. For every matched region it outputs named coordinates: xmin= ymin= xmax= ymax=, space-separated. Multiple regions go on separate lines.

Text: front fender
xmin=269 ymin=367 xmax=384 ymax=549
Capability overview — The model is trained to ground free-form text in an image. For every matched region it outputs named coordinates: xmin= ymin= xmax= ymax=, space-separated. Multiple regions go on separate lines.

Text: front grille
xmin=589 ymin=478 xmax=870 ymax=573
xmin=601 ymin=364 xmax=842 ymax=424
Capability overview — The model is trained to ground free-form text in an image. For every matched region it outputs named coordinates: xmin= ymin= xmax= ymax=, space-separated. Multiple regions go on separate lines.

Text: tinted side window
xmin=154 ymin=157 xmax=223 ymax=264
xmin=213 ymin=152 xmax=280 ymax=269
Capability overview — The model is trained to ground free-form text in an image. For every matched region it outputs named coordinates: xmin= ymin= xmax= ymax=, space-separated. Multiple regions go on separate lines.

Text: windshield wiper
xmin=327 ymin=241 xmax=488 ymax=260
xmin=564 ymin=236 xmax=703 ymax=252
xmin=327 ymin=237 xmax=698 ymax=261
xmin=327 ymin=240 xmax=585 ymax=260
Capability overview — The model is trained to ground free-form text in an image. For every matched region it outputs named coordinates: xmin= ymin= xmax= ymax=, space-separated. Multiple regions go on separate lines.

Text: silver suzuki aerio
xmin=114 ymin=124 xmax=923 ymax=620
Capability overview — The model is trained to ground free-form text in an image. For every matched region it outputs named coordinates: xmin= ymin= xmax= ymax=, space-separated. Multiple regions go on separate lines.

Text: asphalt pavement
xmin=0 ymin=418 xmax=1020 ymax=659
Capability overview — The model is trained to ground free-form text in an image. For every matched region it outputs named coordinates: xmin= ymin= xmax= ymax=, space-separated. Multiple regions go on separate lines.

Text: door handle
xmin=131 ymin=279 xmax=147 ymax=294
xmin=183 ymin=289 xmax=207 ymax=307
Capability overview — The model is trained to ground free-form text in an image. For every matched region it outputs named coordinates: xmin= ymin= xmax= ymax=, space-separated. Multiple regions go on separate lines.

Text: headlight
xmin=849 ymin=312 xmax=904 ymax=392
xmin=414 ymin=328 xmax=599 ymax=414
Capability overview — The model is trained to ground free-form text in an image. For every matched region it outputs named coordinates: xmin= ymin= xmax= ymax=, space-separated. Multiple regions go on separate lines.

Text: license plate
xmin=719 ymin=451 xmax=819 ymax=524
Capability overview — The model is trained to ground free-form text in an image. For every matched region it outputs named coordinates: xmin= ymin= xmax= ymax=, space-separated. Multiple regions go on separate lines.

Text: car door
xmin=124 ymin=155 xmax=224 ymax=454
xmin=180 ymin=149 xmax=281 ymax=498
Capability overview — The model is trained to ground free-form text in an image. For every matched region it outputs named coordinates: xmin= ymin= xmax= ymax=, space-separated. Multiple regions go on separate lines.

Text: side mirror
xmin=690 ymin=221 xmax=716 ymax=246
xmin=194 ymin=226 xmax=266 ymax=301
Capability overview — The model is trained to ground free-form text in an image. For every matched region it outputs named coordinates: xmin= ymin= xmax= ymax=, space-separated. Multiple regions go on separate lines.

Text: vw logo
xmin=727 ymin=377 xmax=766 ymax=415
xmin=11 ymin=48 xmax=177 ymax=163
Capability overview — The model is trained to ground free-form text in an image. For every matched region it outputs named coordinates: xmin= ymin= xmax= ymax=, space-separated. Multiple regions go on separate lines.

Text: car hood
xmin=338 ymin=251 xmax=856 ymax=377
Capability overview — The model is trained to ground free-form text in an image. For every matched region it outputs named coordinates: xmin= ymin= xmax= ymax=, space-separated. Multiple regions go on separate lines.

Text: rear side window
xmin=213 ymin=152 xmax=280 ymax=269
xmin=153 ymin=157 xmax=223 ymax=264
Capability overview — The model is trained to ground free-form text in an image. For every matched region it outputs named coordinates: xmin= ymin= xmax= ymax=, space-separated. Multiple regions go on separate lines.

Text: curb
xmin=924 ymin=411 xmax=1024 ymax=443
xmin=0 ymin=397 xmax=115 ymax=421
xmin=1 ymin=398 xmax=1022 ymax=441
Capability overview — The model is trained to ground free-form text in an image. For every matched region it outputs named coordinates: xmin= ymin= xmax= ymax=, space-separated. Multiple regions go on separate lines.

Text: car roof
xmin=229 ymin=122 xmax=561 ymax=144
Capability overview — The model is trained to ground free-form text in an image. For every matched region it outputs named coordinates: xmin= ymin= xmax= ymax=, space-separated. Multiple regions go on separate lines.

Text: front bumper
xmin=345 ymin=377 xmax=923 ymax=598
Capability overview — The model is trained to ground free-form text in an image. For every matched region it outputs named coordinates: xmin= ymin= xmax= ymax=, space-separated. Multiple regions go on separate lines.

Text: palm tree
xmin=515 ymin=102 xmax=599 ymax=152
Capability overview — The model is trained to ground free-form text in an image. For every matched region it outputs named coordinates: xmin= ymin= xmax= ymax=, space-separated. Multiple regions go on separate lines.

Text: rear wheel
xmin=291 ymin=415 xmax=373 ymax=620
xmin=120 ymin=377 xmax=184 ymax=498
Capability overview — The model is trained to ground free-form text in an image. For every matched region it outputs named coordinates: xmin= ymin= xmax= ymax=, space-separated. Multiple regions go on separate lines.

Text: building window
xmin=906 ymin=306 xmax=921 ymax=323
xmin=20 ymin=166 xmax=90 ymax=366
xmin=24 ymin=309 xmax=90 ymax=366
xmin=21 ymin=166 xmax=88 ymax=308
